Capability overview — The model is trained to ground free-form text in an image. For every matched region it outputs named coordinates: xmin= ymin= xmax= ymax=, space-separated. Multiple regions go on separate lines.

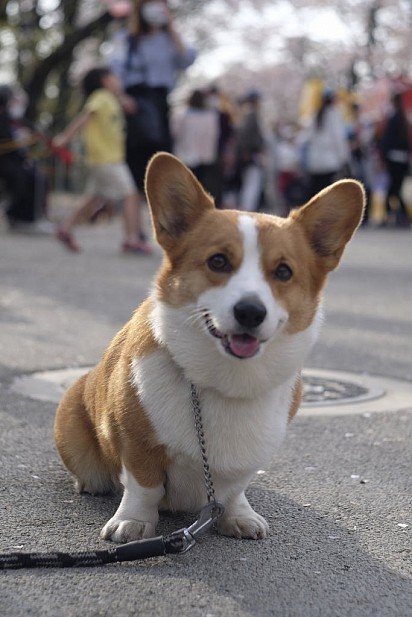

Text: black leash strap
xmin=1 ymin=386 xmax=224 ymax=570
xmin=0 ymin=502 xmax=224 ymax=570
xmin=0 ymin=534 xmax=178 ymax=570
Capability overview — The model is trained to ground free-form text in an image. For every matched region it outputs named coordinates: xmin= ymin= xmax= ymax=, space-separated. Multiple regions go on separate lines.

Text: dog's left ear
xmin=145 ymin=152 xmax=214 ymax=250
xmin=291 ymin=180 xmax=365 ymax=271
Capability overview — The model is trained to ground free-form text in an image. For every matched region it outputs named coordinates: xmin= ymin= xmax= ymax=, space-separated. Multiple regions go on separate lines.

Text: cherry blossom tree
xmin=0 ymin=0 xmax=410 ymax=124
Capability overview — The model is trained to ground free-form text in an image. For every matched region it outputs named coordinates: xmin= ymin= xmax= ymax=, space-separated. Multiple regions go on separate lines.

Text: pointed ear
xmin=144 ymin=152 xmax=215 ymax=250
xmin=291 ymin=180 xmax=365 ymax=270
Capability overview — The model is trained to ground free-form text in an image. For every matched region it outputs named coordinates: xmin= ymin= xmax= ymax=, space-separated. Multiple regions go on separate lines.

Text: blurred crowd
xmin=269 ymin=89 xmax=411 ymax=229
xmin=170 ymin=88 xmax=411 ymax=227
xmin=172 ymin=85 xmax=411 ymax=232
xmin=1 ymin=0 xmax=411 ymax=254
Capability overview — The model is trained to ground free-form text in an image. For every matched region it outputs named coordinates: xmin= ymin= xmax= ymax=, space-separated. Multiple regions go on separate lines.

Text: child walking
xmin=54 ymin=67 xmax=151 ymax=254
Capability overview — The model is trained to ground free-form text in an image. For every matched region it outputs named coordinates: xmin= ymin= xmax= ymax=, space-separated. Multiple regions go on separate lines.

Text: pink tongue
xmin=228 ymin=334 xmax=260 ymax=358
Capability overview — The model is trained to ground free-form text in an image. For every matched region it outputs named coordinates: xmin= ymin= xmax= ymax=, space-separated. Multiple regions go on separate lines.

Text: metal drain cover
xmin=9 ymin=367 xmax=412 ymax=417
xmin=302 ymin=374 xmax=379 ymax=407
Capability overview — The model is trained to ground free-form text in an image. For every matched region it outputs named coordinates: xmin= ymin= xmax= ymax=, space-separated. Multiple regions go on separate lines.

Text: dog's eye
xmin=207 ymin=253 xmax=232 ymax=273
xmin=273 ymin=263 xmax=293 ymax=281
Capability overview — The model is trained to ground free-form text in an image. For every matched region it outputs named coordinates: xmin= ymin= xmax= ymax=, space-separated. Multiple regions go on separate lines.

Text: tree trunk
xmin=25 ymin=11 xmax=112 ymax=121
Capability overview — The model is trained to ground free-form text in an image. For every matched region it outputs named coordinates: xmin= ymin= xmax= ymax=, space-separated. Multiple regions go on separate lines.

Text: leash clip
xmin=172 ymin=501 xmax=225 ymax=554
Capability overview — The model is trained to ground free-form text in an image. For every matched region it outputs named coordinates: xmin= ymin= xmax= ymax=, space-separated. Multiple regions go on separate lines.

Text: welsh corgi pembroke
xmin=55 ymin=153 xmax=364 ymax=542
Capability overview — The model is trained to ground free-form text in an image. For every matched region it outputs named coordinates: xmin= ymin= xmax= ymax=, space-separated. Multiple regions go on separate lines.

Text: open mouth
xmin=204 ymin=314 xmax=261 ymax=359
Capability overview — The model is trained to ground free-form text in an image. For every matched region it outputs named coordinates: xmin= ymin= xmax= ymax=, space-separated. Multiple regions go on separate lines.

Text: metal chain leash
xmin=190 ymin=383 xmax=216 ymax=504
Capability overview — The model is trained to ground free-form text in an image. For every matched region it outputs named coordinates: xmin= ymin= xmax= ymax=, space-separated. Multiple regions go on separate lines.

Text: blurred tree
xmin=0 ymin=0 xmax=208 ymax=125
xmin=0 ymin=0 xmax=112 ymax=123
xmin=0 ymin=0 xmax=410 ymax=126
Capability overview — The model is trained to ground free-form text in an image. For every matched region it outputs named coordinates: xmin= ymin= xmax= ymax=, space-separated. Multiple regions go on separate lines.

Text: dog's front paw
xmin=217 ymin=510 xmax=269 ymax=540
xmin=101 ymin=517 xmax=156 ymax=543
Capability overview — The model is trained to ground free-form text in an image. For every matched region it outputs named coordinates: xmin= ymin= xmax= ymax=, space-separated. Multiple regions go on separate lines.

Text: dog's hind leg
xmin=54 ymin=375 xmax=115 ymax=495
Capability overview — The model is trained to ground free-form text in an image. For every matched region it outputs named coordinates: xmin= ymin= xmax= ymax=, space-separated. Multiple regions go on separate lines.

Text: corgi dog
xmin=55 ymin=153 xmax=364 ymax=543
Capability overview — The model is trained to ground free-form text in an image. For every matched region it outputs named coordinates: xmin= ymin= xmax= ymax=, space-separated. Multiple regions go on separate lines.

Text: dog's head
xmin=145 ymin=153 xmax=364 ymax=396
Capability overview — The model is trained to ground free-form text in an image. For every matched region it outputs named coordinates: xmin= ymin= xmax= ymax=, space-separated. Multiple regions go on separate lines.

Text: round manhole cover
xmin=301 ymin=369 xmax=387 ymax=411
xmin=9 ymin=367 xmax=412 ymax=416
xmin=302 ymin=375 xmax=374 ymax=407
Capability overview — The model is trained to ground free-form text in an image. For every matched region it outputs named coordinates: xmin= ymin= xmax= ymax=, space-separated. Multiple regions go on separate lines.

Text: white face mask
xmin=141 ymin=2 xmax=168 ymax=27
xmin=207 ymin=95 xmax=219 ymax=110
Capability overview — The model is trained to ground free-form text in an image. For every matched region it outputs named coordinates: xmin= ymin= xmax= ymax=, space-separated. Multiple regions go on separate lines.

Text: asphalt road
xmin=0 ymin=218 xmax=411 ymax=617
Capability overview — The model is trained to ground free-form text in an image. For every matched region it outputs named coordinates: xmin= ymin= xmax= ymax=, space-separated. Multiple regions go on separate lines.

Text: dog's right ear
xmin=145 ymin=152 xmax=215 ymax=250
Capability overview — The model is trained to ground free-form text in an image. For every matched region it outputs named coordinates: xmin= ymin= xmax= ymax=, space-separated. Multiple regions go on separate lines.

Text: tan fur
xmin=54 ymin=298 xmax=169 ymax=493
xmin=255 ymin=215 xmax=326 ymax=335
xmin=55 ymin=152 xmax=364 ymax=506
xmin=155 ymin=209 xmax=245 ymax=306
xmin=288 ymin=375 xmax=303 ymax=421
xmin=146 ymin=155 xmax=364 ymax=335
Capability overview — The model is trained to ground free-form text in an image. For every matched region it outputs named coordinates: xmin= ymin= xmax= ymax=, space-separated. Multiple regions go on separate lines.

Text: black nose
xmin=233 ymin=298 xmax=267 ymax=328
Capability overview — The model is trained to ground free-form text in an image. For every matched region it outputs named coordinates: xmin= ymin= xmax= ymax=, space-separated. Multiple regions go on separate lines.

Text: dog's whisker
xmin=185 ymin=307 xmax=210 ymax=328
xmin=184 ymin=312 xmax=202 ymax=327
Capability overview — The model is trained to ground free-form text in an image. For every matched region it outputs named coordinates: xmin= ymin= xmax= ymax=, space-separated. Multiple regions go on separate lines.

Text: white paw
xmin=217 ymin=510 xmax=269 ymax=540
xmin=100 ymin=517 xmax=156 ymax=543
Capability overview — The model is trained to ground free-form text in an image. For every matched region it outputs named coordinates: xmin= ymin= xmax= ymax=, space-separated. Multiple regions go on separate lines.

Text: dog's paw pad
xmin=101 ymin=518 xmax=156 ymax=543
xmin=217 ymin=512 xmax=269 ymax=540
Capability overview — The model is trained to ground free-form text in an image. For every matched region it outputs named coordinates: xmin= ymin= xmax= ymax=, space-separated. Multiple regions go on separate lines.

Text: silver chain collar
xmin=190 ymin=383 xmax=217 ymax=503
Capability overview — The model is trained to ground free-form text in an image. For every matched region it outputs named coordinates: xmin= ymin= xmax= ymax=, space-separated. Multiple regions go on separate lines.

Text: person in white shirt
xmin=173 ymin=89 xmax=220 ymax=197
xmin=306 ymin=88 xmax=349 ymax=197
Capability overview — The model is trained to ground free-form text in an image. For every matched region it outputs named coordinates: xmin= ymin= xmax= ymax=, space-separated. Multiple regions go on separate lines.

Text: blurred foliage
xmin=0 ymin=0 xmax=208 ymax=126
xmin=0 ymin=1 xmax=113 ymax=125
xmin=0 ymin=0 xmax=410 ymax=127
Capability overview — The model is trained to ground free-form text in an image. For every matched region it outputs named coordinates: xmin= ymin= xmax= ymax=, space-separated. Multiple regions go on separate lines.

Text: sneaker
xmin=56 ymin=228 xmax=81 ymax=252
xmin=122 ymin=240 xmax=153 ymax=255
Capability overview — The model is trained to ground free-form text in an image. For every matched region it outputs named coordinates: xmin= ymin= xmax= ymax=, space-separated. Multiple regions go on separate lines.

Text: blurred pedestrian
xmin=275 ymin=123 xmax=306 ymax=215
xmin=305 ymin=88 xmax=349 ymax=198
xmin=348 ymin=102 xmax=374 ymax=225
xmin=172 ymin=89 xmax=219 ymax=197
xmin=53 ymin=67 xmax=151 ymax=254
xmin=380 ymin=93 xmax=411 ymax=228
xmin=0 ymin=85 xmax=51 ymax=233
xmin=204 ymin=86 xmax=236 ymax=207
xmin=236 ymin=90 xmax=266 ymax=212
xmin=109 ymin=0 xmax=196 ymax=193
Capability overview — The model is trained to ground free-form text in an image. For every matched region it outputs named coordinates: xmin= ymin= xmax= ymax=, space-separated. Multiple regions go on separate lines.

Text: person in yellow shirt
xmin=54 ymin=67 xmax=151 ymax=254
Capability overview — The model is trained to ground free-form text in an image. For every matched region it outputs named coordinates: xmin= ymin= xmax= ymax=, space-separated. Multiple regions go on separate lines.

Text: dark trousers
xmin=385 ymin=160 xmax=409 ymax=222
xmin=308 ymin=172 xmax=337 ymax=199
xmin=190 ymin=163 xmax=221 ymax=205
xmin=125 ymin=85 xmax=171 ymax=192
xmin=0 ymin=155 xmax=36 ymax=222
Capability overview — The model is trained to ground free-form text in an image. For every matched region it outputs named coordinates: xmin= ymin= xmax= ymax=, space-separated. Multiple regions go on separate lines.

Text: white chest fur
xmin=131 ymin=349 xmax=295 ymax=512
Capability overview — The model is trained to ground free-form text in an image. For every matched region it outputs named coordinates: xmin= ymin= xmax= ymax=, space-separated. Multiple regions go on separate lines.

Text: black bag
xmin=124 ymin=37 xmax=164 ymax=150
xmin=126 ymin=91 xmax=164 ymax=150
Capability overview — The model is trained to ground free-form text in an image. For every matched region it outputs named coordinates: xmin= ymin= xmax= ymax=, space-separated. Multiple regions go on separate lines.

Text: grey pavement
xmin=0 ymin=218 xmax=411 ymax=617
